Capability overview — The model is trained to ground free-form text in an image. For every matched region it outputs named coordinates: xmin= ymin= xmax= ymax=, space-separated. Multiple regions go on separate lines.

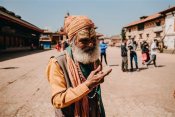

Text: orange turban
xmin=64 ymin=15 xmax=95 ymax=41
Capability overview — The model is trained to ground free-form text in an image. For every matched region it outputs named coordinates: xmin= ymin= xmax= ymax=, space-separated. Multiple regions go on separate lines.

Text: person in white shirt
xmin=146 ymin=39 xmax=158 ymax=67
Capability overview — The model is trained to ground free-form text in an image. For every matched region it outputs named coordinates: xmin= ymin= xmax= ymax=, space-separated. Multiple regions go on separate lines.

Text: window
xmin=60 ymin=35 xmax=63 ymax=40
xmin=146 ymin=34 xmax=149 ymax=38
xmin=129 ymin=29 xmax=131 ymax=32
xmin=155 ymin=32 xmax=161 ymax=37
xmin=128 ymin=36 xmax=131 ymax=39
xmin=139 ymin=34 xmax=143 ymax=39
xmin=138 ymin=24 xmax=144 ymax=31
xmin=155 ymin=21 xmax=161 ymax=26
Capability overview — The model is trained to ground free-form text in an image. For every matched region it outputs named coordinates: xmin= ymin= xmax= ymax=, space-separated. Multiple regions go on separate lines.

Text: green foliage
xmin=121 ymin=28 xmax=126 ymax=40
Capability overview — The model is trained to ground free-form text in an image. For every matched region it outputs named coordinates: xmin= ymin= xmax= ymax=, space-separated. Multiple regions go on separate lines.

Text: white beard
xmin=72 ymin=44 xmax=100 ymax=64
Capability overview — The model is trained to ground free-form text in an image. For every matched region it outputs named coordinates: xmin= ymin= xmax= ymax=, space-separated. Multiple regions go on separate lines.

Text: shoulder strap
xmin=55 ymin=51 xmax=72 ymax=88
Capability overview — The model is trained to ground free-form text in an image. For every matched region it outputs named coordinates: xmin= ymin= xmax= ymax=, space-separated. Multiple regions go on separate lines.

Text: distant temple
xmin=0 ymin=6 xmax=43 ymax=53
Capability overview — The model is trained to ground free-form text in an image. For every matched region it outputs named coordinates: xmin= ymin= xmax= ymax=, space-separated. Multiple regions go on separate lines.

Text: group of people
xmin=121 ymin=38 xmax=159 ymax=72
xmin=55 ymin=40 xmax=69 ymax=52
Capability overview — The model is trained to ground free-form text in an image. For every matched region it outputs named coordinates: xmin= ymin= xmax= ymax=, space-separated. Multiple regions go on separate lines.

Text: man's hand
xmin=84 ymin=65 xmax=112 ymax=89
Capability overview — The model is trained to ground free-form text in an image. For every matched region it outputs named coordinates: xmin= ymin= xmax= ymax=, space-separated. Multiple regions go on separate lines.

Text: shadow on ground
xmin=0 ymin=67 xmax=19 ymax=69
xmin=157 ymin=65 xmax=165 ymax=68
xmin=0 ymin=49 xmax=51 ymax=62
xmin=109 ymin=64 xmax=119 ymax=67
xmin=127 ymin=67 xmax=148 ymax=72
xmin=139 ymin=67 xmax=148 ymax=71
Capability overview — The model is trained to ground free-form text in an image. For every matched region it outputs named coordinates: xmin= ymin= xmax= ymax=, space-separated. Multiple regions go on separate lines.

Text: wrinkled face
xmin=74 ymin=28 xmax=97 ymax=53
xmin=72 ymin=28 xmax=100 ymax=64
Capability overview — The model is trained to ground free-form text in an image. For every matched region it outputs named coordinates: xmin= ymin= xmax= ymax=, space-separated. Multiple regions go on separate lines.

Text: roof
xmin=124 ymin=6 xmax=175 ymax=28
xmin=39 ymin=37 xmax=51 ymax=41
xmin=96 ymin=32 xmax=104 ymax=37
xmin=58 ymin=31 xmax=66 ymax=35
xmin=160 ymin=6 xmax=175 ymax=14
xmin=52 ymin=33 xmax=60 ymax=36
xmin=110 ymin=35 xmax=121 ymax=40
xmin=125 ymin=13 xmax=161 ymax=28
xmin=43 ymin=29 xmax=53 ymax=34
xmin=0 ymin=6 xmax=43 ymax=33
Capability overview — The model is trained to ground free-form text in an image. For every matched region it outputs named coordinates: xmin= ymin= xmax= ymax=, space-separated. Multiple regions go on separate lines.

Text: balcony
xmin=138 ymin=30 xmax=143 ymax=34
xmin=153 ymin=26 xmax=163 ymax=32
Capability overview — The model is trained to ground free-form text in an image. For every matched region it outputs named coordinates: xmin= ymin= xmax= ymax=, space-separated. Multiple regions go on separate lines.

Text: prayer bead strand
xmin=75 ymin=60 xmax=97 ymax=99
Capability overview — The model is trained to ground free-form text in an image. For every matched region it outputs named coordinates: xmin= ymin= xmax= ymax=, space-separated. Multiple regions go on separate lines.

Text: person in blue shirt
xmin=100 ymin=39 xmax=108 ymax=65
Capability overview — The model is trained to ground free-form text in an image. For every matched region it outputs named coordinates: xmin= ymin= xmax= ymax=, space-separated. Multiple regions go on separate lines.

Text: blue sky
xmin=1 ymin=0 xmax=175 ymax=37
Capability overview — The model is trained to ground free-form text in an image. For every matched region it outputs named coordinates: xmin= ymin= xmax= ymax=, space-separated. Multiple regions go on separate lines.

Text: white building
xmin=160 ymin=7 xmax=175 ymax=50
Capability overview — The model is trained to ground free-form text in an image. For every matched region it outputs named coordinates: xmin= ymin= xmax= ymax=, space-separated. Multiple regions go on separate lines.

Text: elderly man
xmin=46 ymin=16 xmax=112 ymax=117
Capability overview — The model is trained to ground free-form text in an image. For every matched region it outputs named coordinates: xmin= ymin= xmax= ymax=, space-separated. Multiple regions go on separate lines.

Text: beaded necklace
xmin=75 ymin=60 xmax=98 ymax=99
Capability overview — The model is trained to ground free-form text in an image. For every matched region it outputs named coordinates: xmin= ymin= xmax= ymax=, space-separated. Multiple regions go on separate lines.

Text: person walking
xmin=100 ymin=39 xmax=108 ymax=65
xmin=146 ymin=39 xmax=158 ymax=67
xmin=55 ymin=43 xmax=61 ymax=52
xmin=141 ymin=41 xmax=150 ymax=64
xmin=121 ymin=39 xmax=128 ymax=72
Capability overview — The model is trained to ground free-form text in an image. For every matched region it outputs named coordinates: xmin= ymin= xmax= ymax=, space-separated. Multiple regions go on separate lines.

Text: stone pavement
xmin=0 ymin=47 xmax=175 ymax=117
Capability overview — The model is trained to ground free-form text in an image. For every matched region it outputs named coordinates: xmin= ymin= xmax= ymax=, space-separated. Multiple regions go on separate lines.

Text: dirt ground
xmin=0 ymin=47 xmax=175 ymax=117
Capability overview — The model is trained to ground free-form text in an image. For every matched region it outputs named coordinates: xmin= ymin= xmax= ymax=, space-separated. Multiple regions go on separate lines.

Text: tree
xmin=121 ymin=27 xmax=126 ymax=40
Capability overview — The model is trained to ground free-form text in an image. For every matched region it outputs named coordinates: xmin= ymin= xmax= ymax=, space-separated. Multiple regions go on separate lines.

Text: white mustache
xmin=72 ymin=44 xmax=100 ymax=64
